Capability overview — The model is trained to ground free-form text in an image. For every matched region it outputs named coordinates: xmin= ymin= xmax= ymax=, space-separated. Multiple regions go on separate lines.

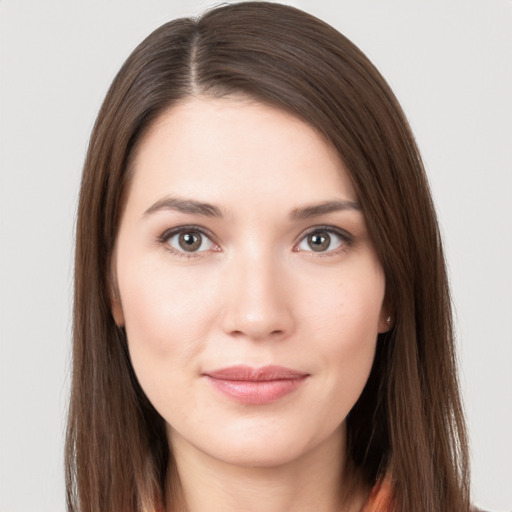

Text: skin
xmin=112 ymin=96 xmax=390 ymax=512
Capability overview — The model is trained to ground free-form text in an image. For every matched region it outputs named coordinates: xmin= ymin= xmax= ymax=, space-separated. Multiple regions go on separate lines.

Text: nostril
xmin=226 ymin=327 xmax=288 ymax=341
xmin=220 ymin=283 xmax=295 ymax=341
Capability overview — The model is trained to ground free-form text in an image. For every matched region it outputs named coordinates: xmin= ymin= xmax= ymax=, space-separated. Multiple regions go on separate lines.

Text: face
xmin=112 ymin=97 xmax=389 ymax=469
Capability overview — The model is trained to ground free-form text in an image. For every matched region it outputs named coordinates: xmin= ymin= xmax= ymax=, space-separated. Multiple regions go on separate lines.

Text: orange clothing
xmin=361 ymin=477 xmax=394 ymax=512
xmin=157 ymin=477 xmax=395 ymax=511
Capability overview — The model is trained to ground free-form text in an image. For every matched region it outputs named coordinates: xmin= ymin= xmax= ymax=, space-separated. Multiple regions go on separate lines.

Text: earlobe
xmin=111 ymin=294 xmax=125 ymax=327
xmin=109 ymin=252 xmax=125 ymax=327
xmin=378 ymin=308 xmax=394 ymax=334
xmin=109 ymin=271 xmax=125 ymax=327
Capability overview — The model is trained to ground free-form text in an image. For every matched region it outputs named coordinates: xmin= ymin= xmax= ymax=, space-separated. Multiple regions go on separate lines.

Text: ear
xmin=378 ymin=303 xmax=394 ymax=334
xmin=109 ymin=258 xmax=125 ymax=327
xmin=111 ymin=292 xmax=125 ymax=327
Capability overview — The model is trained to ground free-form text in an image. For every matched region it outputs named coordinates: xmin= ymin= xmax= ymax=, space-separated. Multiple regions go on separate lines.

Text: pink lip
xmin=203 ymin=365 xmax=308 ymax=405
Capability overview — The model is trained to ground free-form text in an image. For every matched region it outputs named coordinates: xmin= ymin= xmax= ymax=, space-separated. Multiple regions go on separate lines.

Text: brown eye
xmin=166 ymin=230 xmax=214 ymax=253
xmin=307 ymin=232 xmax=330 ymax=252
xmin=296 ymin=228 xmax=348 ymax=254
xmin=179 ymin=232 xmax=202 ymax=251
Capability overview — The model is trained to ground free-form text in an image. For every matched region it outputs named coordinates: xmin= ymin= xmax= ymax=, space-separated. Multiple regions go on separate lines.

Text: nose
xmin=220 ymin=252 xmax=295 ymax=342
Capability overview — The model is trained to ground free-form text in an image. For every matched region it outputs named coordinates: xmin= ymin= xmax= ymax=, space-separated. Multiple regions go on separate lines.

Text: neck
xmin=165 ymin=427 xmax=368 ymax=512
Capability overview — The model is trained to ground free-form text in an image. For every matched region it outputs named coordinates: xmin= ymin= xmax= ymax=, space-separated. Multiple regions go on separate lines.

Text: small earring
xmin=386 ymin=316 xmax=391 ymax=324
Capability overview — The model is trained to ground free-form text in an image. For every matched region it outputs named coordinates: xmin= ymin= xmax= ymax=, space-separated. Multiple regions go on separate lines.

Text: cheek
xmin=303 ymin=264 xmax=384 ymax=342
xmin=116 ymin=259 xmax=219 ymax=393
xmin=302 ymin=265 xmax=384 ymax=401
xmin=120 ymin=258 xmax=215 ymax=339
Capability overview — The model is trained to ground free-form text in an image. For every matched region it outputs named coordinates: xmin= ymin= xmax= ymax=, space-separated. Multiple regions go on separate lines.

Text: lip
xmin=203 ymin=365 xmax=309 ymax=405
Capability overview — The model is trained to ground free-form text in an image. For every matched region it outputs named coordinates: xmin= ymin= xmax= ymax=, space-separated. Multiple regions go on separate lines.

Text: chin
xmin=174 ymin=417 xmax=345 ymax=471
xmin=210 ymin=438 xmax=312 ymax=469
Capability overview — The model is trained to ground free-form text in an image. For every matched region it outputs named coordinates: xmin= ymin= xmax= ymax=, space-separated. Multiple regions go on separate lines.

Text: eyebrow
xmin=289 ymin=200 xmax=361 ymax=220
xmin=143 ymin=196 xmax=361 ymax=220
xmin=143 ymin=196 xmax=223 ymax=218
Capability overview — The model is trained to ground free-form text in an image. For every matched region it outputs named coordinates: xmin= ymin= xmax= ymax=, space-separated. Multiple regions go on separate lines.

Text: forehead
xmin=127 ymin=96 xmax=357 ymax=211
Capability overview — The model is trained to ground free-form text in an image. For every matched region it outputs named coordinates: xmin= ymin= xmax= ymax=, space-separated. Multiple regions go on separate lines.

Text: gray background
xmin=0 ymin=0 xmax=510 ymax=510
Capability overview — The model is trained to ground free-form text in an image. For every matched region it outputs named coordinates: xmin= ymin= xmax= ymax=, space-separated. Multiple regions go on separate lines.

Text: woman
xmin=66 ymin=2 xmax=472 ymax=511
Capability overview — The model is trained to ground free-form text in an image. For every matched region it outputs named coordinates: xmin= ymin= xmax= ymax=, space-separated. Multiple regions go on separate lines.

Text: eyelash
xmin=294 ymin=225 xmax=353 ymax=257
xmin=157 ymin=225 xmax=353 ymax=259
xmin=158 ymin=225 xmax=219 ymax=259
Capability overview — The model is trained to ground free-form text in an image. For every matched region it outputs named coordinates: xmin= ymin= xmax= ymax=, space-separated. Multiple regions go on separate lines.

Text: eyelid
xmin=294 ymin=225 xmax=353 ymax=254
xmin=157 ymin=224 xmax=352 ymax=257
xmin=158 ymin=225 xmax=220 ymax=256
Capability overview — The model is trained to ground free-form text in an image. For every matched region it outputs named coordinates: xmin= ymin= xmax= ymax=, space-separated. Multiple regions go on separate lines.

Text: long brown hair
xmin=66 ymin=2 xmax=470 ymax=511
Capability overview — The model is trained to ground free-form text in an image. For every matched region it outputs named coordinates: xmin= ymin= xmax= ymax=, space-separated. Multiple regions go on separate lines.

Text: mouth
xmin=202 ymin=365 xmax=309 ymax=405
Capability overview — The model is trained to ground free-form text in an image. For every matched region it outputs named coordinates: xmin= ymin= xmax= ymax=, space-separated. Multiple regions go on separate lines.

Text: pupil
xmin=179 ymin=232 xmax=201 ymax=251
xmin=308 ymin=232 xmax=330 ymax=252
